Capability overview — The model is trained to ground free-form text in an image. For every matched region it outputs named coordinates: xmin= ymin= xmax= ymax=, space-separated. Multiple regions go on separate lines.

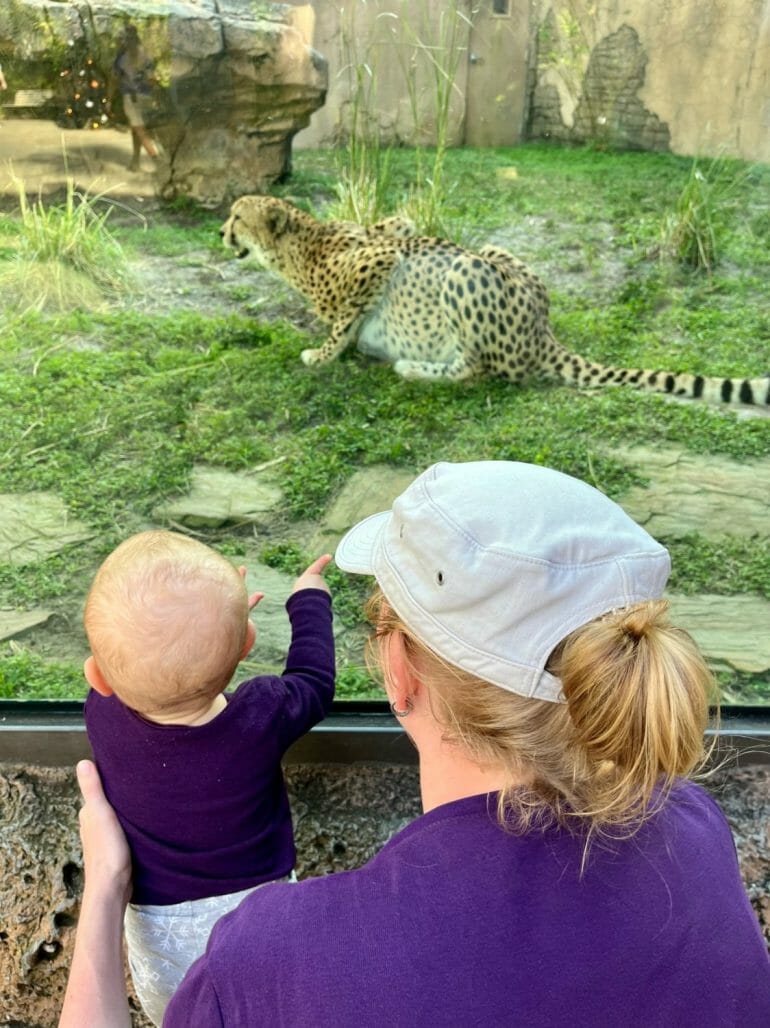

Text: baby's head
xmin=84 ymin=531 xmax=251 ymax=718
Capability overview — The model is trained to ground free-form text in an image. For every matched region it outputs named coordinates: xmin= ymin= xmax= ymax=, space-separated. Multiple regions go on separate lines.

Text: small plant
xmin=0 ymin=644 xmax=85 ymax=699
xmin=658 ymin=158 xmax=746 ymax=273
xmin=0 ymin=174 xmax=133 ymax=313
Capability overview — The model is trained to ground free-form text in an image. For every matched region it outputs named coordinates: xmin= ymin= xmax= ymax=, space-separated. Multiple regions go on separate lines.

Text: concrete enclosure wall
xmin=293 ymin=0 xmax=770 ymax=162
xmin=1 ymin=760 xmax=768 ymax=1026
xmin=293 ymin=0 xmax=534 ymax=149
xmin=529 ymin=0 xmax=770 ymax=161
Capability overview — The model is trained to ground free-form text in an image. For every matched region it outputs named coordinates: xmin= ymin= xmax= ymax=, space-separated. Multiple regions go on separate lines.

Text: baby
xmin=83 ymin=530 xmax=335 ymax=1026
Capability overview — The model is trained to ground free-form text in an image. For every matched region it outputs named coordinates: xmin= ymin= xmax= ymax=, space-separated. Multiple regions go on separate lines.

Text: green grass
xmin=1 ymin=144 xmax=768 ymax=702
xmin=0 ymin=646 xmax=85 ymax=700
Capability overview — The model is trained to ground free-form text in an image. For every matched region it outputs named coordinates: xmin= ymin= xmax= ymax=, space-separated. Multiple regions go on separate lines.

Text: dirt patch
xmin=130 ymin=247 xmax=323 ymax=336
xmin=485 ymin=214 xmax=633 ymax=299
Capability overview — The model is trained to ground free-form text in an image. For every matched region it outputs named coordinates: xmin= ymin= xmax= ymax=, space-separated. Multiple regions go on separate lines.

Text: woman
xmin=61 ymin=461 xmax=770 ymax=1026
xmin=113 ymin=25 xmax=159 ymax=172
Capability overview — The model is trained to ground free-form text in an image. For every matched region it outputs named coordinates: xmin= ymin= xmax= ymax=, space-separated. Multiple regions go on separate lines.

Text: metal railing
xmin=1 ymin=700 xmax=768 ymax=767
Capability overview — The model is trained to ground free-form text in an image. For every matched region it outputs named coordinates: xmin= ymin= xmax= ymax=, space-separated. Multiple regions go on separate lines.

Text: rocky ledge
xmin=0 ymin=0 xmax=327 ymax=204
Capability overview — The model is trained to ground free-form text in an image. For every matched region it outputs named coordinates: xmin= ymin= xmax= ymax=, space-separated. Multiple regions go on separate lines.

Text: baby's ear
xmin=240 ymin=620 xmax=257 ymax=660
xmin=84 ymin=656 xmax=114 ymax=697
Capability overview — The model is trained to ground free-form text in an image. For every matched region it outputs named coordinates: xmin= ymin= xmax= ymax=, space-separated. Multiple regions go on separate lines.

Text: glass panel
xmin=0 ymin=2 xmax=766 ymax=708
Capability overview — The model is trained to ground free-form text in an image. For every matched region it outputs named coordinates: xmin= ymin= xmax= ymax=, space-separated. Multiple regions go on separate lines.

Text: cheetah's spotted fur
xmin=220 ymin=196 xmax=769 ymax=407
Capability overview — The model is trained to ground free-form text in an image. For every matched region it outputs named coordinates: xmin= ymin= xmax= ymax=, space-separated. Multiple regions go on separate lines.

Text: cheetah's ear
xmin=265 ymin=206 xmax=289 ymax=236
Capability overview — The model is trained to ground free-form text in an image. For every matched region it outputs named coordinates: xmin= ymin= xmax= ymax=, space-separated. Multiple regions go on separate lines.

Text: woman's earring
xmin=390 ymin=698 xmax=413 ymax=718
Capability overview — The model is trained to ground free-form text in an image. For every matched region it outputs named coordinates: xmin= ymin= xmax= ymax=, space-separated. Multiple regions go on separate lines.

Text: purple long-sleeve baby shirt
xmin=85 ymin=589 xmax=334 ymax=905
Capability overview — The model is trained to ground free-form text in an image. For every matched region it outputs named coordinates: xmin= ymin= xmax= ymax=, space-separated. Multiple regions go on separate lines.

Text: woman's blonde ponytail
xmin=556 ymin=600 xmax=712 ymax=822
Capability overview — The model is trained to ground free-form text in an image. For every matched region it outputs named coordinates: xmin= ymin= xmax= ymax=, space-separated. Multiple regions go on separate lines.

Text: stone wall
xmin=530 ymin=22 xmax=670 ymax=151
xmin=1 ymin=760 xmax=768 ymax=1027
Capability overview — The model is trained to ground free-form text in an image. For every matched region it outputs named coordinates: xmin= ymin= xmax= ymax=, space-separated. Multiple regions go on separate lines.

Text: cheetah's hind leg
xmin=394 ymin=355 xmax=480 ymax=381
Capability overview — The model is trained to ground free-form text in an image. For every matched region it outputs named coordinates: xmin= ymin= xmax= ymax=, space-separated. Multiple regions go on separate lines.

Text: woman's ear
xmin=385 ymin=631 xmax=419 ymax=709
xmin=240 ymin=620 xmax=257 ymax=660
xmin=84 ymin=656 xmax=113 ymax=697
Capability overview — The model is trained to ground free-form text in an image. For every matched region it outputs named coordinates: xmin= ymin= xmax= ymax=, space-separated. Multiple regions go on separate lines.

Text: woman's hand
xmin=76 ymin=760 xmax=132 ymax=905
xmin=58 ymin=762 xmax=132 ymax=1027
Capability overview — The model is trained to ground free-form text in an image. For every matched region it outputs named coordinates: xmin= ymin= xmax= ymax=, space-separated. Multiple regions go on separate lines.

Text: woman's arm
xmin=58 ymin=760 xmax=132 ymax=1028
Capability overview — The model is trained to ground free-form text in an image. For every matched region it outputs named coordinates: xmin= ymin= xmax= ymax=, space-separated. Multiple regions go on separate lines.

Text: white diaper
xmin=124 ymin=873 xmax=296 ymax=1026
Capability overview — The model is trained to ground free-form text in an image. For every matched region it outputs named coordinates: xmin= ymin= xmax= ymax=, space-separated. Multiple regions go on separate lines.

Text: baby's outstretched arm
xmin=291 ymin=554 xmax=332 ymax=596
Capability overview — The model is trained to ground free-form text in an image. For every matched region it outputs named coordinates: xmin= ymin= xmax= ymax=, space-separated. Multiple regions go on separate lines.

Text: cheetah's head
xmin=219 ymin=196 xmax=301 ymax=268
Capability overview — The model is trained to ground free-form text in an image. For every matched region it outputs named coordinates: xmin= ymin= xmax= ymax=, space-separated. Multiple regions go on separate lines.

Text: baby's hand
xmin=292 ymin=554 xmax=332 ymax=596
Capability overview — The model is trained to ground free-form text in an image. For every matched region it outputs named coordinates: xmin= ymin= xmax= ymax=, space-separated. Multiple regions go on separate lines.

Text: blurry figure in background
xmin=113 ymin=25 xmax=158 ymax=171
xmin=0 ymin=64 xmax=7 ymax=91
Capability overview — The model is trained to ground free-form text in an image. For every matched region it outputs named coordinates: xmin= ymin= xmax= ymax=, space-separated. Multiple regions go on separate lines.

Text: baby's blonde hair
xmin=367 ymin=588 xmax=714 ymax=844
xmin=84 ymin=531 xmax=248 ymax=717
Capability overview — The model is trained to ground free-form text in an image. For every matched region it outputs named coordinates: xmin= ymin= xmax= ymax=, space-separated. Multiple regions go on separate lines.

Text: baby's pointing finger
xmin=304 ymin=554 xmax=332 ymax=576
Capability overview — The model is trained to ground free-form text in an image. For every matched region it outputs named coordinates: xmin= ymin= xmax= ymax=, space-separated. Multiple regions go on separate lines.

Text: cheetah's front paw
xmin=301 ymin=348 xmax=323 ymax=366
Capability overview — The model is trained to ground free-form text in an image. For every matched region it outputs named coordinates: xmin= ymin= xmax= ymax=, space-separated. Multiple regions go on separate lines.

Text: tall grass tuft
xmin=330 ymin=62 xmax=393 ymax=224
xmin=327 ymin=6 xmax=392 ymax=225
xmin=328 ymin=0 xmax=473 ymax=236
xmin=0 ymin=176 xmax=132 ymax=313
xmin=392 ymin=0 xmax=472 ymax=237
xmin=659 ymin=157 xmax=746 ymax=273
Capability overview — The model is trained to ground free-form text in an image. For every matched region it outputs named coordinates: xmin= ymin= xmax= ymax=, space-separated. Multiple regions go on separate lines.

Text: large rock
xmin=667 ymin=594 xmax=770 ymax=676
xmin=0 ymin=493 xmax=92 ymax=565
xmin=0 ymin=0 xmax=327 ymax=205
xmin=153 ymin=464 xmax=284 ymax=529
xmin=615 ymin=446 xmax=769 ymax=541
xmin=309 ymin=464 xmax=416 ymax=555
xmin=0 ymin=608 xmax=53 ymax=643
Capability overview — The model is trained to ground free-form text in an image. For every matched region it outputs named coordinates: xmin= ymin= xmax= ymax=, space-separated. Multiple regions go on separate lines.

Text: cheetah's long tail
xmin=544 ymin=332 xmax=769 ymax=406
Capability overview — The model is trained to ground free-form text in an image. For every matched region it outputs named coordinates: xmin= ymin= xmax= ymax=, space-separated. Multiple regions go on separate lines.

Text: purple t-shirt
xmin=166 ymin=782 xmax=770 ymax=1027
xmin=85 ymin=589 xmax=334 ymax=905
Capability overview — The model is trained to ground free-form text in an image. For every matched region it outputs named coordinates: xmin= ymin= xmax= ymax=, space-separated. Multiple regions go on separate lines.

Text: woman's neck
xmin=415 ymin=731 xmax=519 ymax=813
xmin=420 ymin=758 xmax=509 ymax=813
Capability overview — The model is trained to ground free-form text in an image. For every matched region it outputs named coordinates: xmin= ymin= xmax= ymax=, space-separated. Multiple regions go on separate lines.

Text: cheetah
xmin=220 ymin=196 xmax=769 ymax=407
